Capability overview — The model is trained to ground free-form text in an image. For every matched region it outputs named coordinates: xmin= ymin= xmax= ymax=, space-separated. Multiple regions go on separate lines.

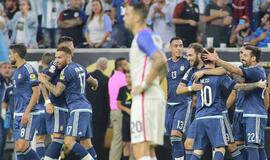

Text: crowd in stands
xmin=1 ymin=0 xmax=270 ymax=48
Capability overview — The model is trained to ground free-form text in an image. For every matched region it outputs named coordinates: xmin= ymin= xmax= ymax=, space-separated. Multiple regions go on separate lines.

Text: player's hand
xmin=193 ymin=70 xmax=205 ymax=81
xmin=21 ymin=112 xmax=30 ymax=125
xmin=191 ymin=83 xmax=204 ymax=91
xmin=132 ymin=85 xmax=144 ymax=95
xmin=38 ymin=73 xmax=49 ymax=83
xmin=257 ymin=79 xmax=267 ymax=89
xmin=202 ymin=49 xmax=219 ymax=62
xmin=46 ymin=103 xmax=54 ymax=114
xmin=189 ymin=20 xmax=197 ymax=27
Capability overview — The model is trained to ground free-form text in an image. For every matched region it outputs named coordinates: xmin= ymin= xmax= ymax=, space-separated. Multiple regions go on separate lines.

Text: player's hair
xmin=57 ymin=46 xmax=72 ymax=55
xmin=201 ymin=47 xmax=215 ymax=64
xmin=124 ymin=70 xmax=130 ymax=74
xmin=114 ymin=57 xmax=126 ymax=70
xmin=41 ymin=53 xmax=54 ymax=66
xmin=9 ymin=43 xmax=27 ymax=58
xmin=20 ymin=0 xmax=32 ymax=10
xmin=244 ymin=45 xmax=261 ymax=62
xmin=58 ymin=36 xmax=74 ymax=45
xmin=170 ymin=37 xmax=181 ymax=44
xmin=188 ymin=43 xmax=203 ymax=54
xmin=129 ymin=2 xmax=148 ymax=21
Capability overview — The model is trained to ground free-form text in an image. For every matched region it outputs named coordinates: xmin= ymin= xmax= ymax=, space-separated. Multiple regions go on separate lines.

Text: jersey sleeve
xmin=58 ymin=67 xmax=71 ymax=86
xmin=241 ymin=67 xmax=261 ymax=82
xmin=43 ymin=61 xmax=61 ymax=79
xmin=25 ymin=66 xmax=39 ymax=87
xmin=181 ymin=68 xmax=193 ymax=85
xmin=220 ymin=75 xmax=236 ymax=93
xmin=137 ymin=29 xmax=160 ymax=58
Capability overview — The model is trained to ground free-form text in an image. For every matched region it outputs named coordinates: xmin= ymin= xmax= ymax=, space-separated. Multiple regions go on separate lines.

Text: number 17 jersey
xmin=195 ymin=74 xmax=236 ymax=118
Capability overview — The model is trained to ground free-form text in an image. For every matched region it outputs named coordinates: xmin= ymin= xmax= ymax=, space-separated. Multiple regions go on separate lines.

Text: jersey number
xmin=171 ymin=71 xmax=177 ymax=79
xmin=200 ymin=86 xmax=213 ymax=107
xmin=78 ymin=73 xmax=85 ymax=93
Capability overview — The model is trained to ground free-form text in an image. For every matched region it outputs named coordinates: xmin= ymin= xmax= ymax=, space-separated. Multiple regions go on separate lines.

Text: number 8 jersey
xmin=195 ymin=74 xmax=236 ymax=118
xmin=59 ymin=63 xmax=92 ymax=111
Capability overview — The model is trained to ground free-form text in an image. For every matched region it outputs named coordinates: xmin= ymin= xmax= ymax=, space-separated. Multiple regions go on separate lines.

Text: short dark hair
xmin=129 ymin=2 xmax=148 ymax=21
xmin=244 ymin=45 xmax=261 ymax=62
xmin=58 ymin=36 xmax=74 ymax=45
xmin=57 ymin=46 xmax=72 ymax=55
xmin=114 ymin=57 xmax=126 ymax=70
xmin=201 ymin=47 xmax=215 ymax=64
xmin=41 ymin=53 xmax=54 ymax=66
xmin=170 ymin=37 xmax=181 ymax=44
xmin=188 ymin=43 xmax=203 ymax=54
xmin=10 ymin=43 xmax=27 ymax=58
xmin=264 ymin=12 xmax=270 ymax=22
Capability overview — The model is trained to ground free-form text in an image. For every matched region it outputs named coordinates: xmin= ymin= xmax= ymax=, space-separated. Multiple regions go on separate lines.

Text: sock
xmin=213 ymin=151 xmax=224 ymax=160
xmin=16 ymin=152 xmax=25 ymax=160
xmin=238 ymin=145 xmax=247 ymax=160
xmin=190 ymin=153 xmax=201 ymax=160
xmin=122 ymin=156 xmax=129 ymax=160
xmin=23 ymin=146 xmax=40 ymax=160
xmin=170 ymin=136 xmax=184 ymax=159
xmin=45 ymin=138 xmax=64 ymax=159
xmin=230 ymin=148 xmax=243 ymax=160
xmin=71 ymin=142 xmax=89 ymax=159
xmin=246 ymin=145 xmax=259 ymax=160
xmin=87 ymin=147 xmax=97 ymax=160
xmin=186 ymin=149 xmax=193 ymax=160
xmin=138 ymin=156 xmax=152 ymax=160
xmin=36 ymin=142 xmax=46 ymax=159
xmin=259 ymin=146 xmax=267 ymax=160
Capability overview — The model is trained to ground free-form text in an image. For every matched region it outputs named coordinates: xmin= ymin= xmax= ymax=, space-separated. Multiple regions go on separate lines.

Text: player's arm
xmin=25 ymin=86 xmax=40 ymax=113
xmin=39 ymin=83 xmax=55 ymax=113
xmin=234 ymin=79 xmax=266 ymax=91
xmin=176 ymin=82 xmax=203 ymax=94
xmin=202 ymin=50 xmax=244 ymax=76
xmin=226 ymin=89 xmax=237 ymax=109
xmin=39 ymin=73 xmax=65 ymax=97
xmin=117 ymin=101 xmax=130 ymax=115
xmin=192 ymin=67 xmax=227 ymax=81
xmin=86 ymin=75 xmax=98 ymax=91
xmin=264 ymin=89 xmax=269 ymax=110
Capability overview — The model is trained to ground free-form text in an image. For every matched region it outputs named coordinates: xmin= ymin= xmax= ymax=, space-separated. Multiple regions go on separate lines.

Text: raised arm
xmin=234 ymin=79 xmax=266 ymax=91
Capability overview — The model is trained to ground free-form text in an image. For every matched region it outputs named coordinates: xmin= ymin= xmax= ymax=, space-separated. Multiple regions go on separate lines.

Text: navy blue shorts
xmin=36 ymin=111 xmax=47 ymax=135
xmin=193 ymin=117 xmax=228 ymax=150
xmin=186 ymin=120 xmax=197 ymax=139
xmin=232 ymin=110 xmax=245 ymax=142
xmin=66 ymin=109 xmax=93 ymax=139
xmin=46 ymin=107 xmax=68 ymax=134
xmin=165 ymin=101 xmax=192 ymax=135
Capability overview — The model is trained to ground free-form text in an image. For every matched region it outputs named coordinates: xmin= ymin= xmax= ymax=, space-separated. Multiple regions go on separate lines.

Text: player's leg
xmin=36 ymin=112 xmax=47 ymax=159
xmin=15 ymin=114 xmax=40 ymax=160
xmin=44 ymin=107 xmax=67 ymax=160
xmin=184 ymin=120 xmax=196 ymax=160
xmin=213 ymin=147 xmax=226 ymax=160
xmin=150 ymin=145 xmax=157 ymax=160
xmin=80 ymin=138 xmax=97 ymax=159
xmin=258 ymin=118 xmax=267 ymax=160
xmin=133 ymin=142 xmax=151 ymax=160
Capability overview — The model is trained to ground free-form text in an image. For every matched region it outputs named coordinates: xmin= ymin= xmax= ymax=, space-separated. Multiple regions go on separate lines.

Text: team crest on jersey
xmin=30 ymin=74 xmax=36 ymax=80
xmin=18 ymin=74 xmax=21 ymax=79
xmin=49 ymin=65 xmax=56 ymax=73
xmin=180 ymin=65 xmax=185 ymax=71
xmin=60 ymin=72 xmax=65 ymax=80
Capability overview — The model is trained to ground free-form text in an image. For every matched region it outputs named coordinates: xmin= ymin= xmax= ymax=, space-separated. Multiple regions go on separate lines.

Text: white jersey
xmin=129 ymin=28 xmax=165 ymax=100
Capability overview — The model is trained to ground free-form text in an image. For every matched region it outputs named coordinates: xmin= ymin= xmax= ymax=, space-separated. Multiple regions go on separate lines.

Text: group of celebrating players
xmin=0 ymin=2 xmax=269 ymax=160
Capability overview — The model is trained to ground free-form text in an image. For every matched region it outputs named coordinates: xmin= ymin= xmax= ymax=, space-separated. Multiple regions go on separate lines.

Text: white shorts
xmin=131 ymin=96 xmax=166 ymax=145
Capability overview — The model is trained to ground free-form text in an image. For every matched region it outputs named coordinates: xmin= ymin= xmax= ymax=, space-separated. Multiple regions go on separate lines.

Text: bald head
xmin=96 ymin=57 xmax=108 ymax=71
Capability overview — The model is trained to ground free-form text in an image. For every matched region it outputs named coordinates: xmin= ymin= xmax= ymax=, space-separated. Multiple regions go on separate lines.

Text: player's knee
xmin=123 ymin=142 xmax=130 ymax=149
xmin=227 ymin=143 xmax=237 ymax=152
xmin=184 ymin=138 xmax=194 ymax=150
xmin=171 ymin=130 xmax=182 ymax=137
xmin=64 ymin=137 xmax=76 ymax=149
xmin=132 ymin=142 xmax=150 ymax=159
xmin=52 ymin=133 xmax=64 ymax=139
xmin=214 ymin=147 xmax=226 ymax=154
xmin=36 ymin=135 xmax=45 ymax=143
xmin=80 ymin=138 xmax=92 ymax=148
xmin=193 ymin=149 xmax=204 ymax=156
xmin=15 ymin=140 xmax=29 ymax=151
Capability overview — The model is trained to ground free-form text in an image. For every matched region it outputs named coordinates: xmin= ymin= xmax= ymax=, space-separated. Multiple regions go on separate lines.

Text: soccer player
xmin=9 ymin=44 xmax=40 ymax=160
xmin=203 ymin=45 xmax=268 ymax=160
xmin=124 ymin=3 xmax=168 ymax=160
xmin=39 ymin=46 xmax=98 ymax=160
xmin=117 ymin=71 xmax=132 ymax=160
xmin=39 ymin=37 xmax=74 ymax=160
xmin=165 ymin=37 xmax=190 ymax=160
xmin=35 ymin=53 xmax=54 ymax=159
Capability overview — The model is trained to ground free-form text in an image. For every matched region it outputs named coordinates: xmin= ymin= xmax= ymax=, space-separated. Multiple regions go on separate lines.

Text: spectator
xmin=58 ymin=0 xmax=88 ymax=47
xmin=147 ymin=0 xmax=175 ymax=46
xmin=41 ymin=0 xmax=65 ymax=48
xmin=0 ymin=3 xmax=9 ymax=45
xmin=110 ymin=0 xmax=138 ymax=48
xmin=230 ymin=15 xmax=255 ymax=47
xmin=84 ymin=0 xmax=112 ymax=48
xmin=85 ymin=0 xmax=112 ymax=16
xmin=142 ymin=0 xmax=153 ymax=12
xmin=4 ymin=0 xmax=19 ymax=20
xmin=172 ymin=0 xmax=200 ymax=47
xmin=250 ymin=12 xmax=270 ymax=47
xmin=203 ymin=0 xmax=233 ymax=47
xmin=7 ymin=0 xmax=38 ymax=48
xmin=108 ymin=58 xmax=129 ymax=160
xmin=231 ymin=0 xmax=252 ymax=25
xmin=86 ymin=57 xmax=110 ymax=160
